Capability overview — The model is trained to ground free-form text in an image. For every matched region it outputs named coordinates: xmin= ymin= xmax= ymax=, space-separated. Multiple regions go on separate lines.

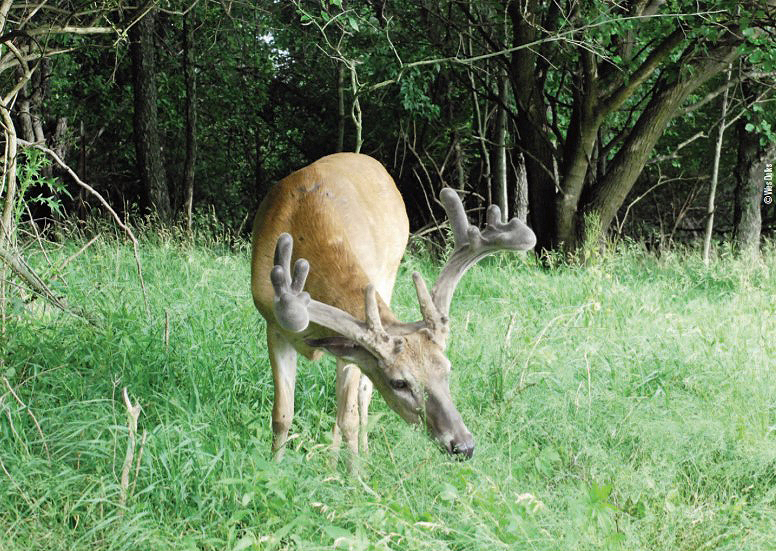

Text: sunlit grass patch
xmin=2 ymin=238 xmax=775 ymax=550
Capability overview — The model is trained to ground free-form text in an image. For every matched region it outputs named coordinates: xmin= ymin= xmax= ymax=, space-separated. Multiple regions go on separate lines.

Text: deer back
xmin=251 ymin=153 xmax=409 ymax=349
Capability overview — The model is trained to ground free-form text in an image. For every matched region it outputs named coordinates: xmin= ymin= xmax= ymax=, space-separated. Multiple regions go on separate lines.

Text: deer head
xmin=270 ymin=188 xmax=536 ymax=458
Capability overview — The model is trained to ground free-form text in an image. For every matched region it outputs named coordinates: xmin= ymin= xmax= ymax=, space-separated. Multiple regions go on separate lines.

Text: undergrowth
xmin=1 ymin=235 xmax=775 ymax=550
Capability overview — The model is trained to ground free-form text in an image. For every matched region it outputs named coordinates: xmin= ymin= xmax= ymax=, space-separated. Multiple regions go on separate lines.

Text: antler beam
xmin=271 ymin=233 xmax=400 ymax=358
xmin=427 ymin=189 xmax=536 ymax=321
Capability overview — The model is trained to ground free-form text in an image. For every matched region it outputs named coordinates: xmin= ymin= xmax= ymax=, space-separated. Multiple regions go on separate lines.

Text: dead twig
xmin=0 ymin=244 xmax=81 ymax=319
xmin=119 ymin=387 xmax=141 ymax=510
xmin=56 ymin=234 xmax=100 ymax=274
xmin=130 ymin=429 xmax=147 ymax=498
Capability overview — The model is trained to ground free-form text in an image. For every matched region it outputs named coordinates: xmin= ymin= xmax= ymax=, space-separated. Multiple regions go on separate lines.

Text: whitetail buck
xmin=251 ymin=153 xmax=535 ymax=461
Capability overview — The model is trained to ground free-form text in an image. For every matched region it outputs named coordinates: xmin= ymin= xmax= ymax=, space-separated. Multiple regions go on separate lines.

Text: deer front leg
xmin=268 ymin=329 xmax=297 ymax=461
xmin=333 ymin=359 xmax=361 ymax=462
xmin=358 ymin=374 xmax=373 ymax=455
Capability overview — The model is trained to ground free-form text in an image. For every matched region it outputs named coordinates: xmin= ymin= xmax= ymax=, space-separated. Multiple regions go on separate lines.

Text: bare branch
xmin=0 ymin=243 xmax=75 ymax=316
xmin=56 ymin=235 xmax=100 ymax=274
xmin=682 ymin=70 xmax=776 ymax=117
xmin=0 ymin=46 xmax=75 ymax=74
xmin=0 ymin=0 xmax=13 ymax=37
xmin=1 ymin=41 xmax=32 ymax=104
xmin=26 ymin=26 xmax=115 ymax=36
xmin=648 ymin=130 xmax=707 ymax=164
xmin=367 ymin=10 xmax=724 ymax=93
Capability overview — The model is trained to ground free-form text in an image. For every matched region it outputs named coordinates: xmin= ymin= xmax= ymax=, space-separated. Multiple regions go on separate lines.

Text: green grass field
xmin=1 ymin=236 xmax=775 ymax=550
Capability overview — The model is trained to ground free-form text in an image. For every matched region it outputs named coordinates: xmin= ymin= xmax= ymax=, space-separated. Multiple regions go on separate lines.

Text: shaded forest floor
xmin=1 ymin=236 xmax=775 ymax=550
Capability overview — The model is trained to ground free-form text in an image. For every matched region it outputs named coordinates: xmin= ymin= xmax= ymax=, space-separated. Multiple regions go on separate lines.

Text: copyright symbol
xmin=765 ymin=195 xmax=773 ymax=205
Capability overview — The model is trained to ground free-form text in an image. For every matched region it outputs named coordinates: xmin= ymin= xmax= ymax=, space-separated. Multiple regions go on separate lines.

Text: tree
xmin=702 ymin=66 xmax=733 ymax=265
xmin=130 ymin=6 xmax=171 ymax=221
xmin=0 ymin=1 xmax=125 ymax=325
xmin=734 ymin=84 xmax=774 ymax=252
xmin=182 ymin=10 xmax=197 ymax=232
xmin=507 ymin=2 xmax=766 ymax=252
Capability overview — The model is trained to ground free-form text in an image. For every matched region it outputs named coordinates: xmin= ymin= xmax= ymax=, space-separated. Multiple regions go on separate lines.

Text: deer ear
xmin=305 ymin=337 xmax=376 ymax=365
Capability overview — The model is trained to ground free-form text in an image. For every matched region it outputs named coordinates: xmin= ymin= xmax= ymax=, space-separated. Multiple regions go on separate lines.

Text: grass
xmin=1 ymin=235 xmax=775 ymax=550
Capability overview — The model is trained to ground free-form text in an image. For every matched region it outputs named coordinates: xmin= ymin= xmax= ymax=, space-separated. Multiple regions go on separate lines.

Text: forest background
xmin=0 ymin=0 xmax=774 ymax=265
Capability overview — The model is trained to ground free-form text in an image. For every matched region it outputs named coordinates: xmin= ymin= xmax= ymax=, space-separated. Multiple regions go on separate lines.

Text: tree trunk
xmin=130 ymin=7 xmax=171 ymax=221
xmin=555 ymin=49 xmax=600 ymax=250
xmin=454 ymin=136 xmax=466 ymax=191
xmin=507 ymin=1 xmax=558 ymax=252
xmin=0 ymin=109 xmax=19 ymax=247
xmin=702 ymin=66 xmax=732 ymax=265
xmin=18 ymin=85 xmax=35 ymax=142
xmin=254 ymin=124 xmax=265 ymax=197
xmin=733 ymin=81 xmax=767 ymax=254
xmin=182 ymin=11 xmax=197 ymax=232
xmin=467 ymin=56 xmax=491 ymax=202
xmin=514 ymin=151 xmax=529 ymax=223
xmin=0 ymin=95 xmax=20 ymax=331
xmin=735 ymin=143 xmax=774 ymax=253
xmin=495 ymin=68 xmax=508 ymax=222
xmin=336 ymin=62 xmax=345 ymax=152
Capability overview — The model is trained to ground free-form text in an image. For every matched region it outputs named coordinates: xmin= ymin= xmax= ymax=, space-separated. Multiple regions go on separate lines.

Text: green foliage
xmin=399 ymin=68 xmax=441 ymax=121
xmin=13 ymin=149 xmax=71 ymax=223
xmin=2 ymin=238 xmax=776 ymax=549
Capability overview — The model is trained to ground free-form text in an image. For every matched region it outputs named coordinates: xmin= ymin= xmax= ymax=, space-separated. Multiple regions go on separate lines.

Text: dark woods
xmin=2 ymin=1 xmax=775 ymax=255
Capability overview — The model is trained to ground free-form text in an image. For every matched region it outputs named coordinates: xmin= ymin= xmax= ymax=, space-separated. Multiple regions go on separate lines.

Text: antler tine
xmin=431 ymin=189 xmax=537 ymax=320
xmin=271 ymin=234 xmax=311 ymax=332
xmin=364 ymin=284 xmax=383 ymax=333
xmin=271 ymin=233 xmax=400 ymax=358
xmin=412 ymin=272 xmax=448 ymax=337
xmin=440 ymin=187 xmax=470 ymax=247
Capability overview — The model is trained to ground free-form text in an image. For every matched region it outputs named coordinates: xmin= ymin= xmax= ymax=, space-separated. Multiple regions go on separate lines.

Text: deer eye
xmin=390 ymin=379 xmax=409 ymax=391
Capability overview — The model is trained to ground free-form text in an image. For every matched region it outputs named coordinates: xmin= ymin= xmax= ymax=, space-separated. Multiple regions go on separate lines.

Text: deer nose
xmin=450 ymin=438 xmax=475 ymax=459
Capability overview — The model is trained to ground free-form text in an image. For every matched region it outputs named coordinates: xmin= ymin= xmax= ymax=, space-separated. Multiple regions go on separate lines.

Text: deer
xmin=251 ymin=152 xmax=536 ymax=462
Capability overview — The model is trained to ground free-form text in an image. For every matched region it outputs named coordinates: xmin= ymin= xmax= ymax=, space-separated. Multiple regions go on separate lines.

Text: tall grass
xmin=1 ymin=236 xmax=775 ymax=550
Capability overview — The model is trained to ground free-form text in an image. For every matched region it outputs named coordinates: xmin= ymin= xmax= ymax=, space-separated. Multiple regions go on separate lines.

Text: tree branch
xmin=599 ymin=27 xmax=685 ymax=116
xmin=26 ymin=25 xmax=116 ymax=36
xmin=0 ymin=243 xmax=74 ymax=316
xmin=647 ymin=130 xmax=707 ymax=164
xmin=681 ymin=70 xmax=776 ymax=117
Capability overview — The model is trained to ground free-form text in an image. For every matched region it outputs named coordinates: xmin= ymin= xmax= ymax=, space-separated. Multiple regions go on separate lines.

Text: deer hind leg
xmin=268 ymin=329 xmax=297 ymax=461
xmin=358 ymin=374 xmax=373 ymax=455
xmin=332 ymin=359 xmax=361 ymax=459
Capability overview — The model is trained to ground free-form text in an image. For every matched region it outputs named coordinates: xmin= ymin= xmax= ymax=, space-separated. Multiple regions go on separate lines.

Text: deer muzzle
xmin=425 ymin=387 xmax=475 ymax=460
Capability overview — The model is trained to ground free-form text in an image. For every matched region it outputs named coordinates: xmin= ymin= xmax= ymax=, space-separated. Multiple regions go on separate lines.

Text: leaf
xmin=589 ymin=482 xmax=613 ymax=504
